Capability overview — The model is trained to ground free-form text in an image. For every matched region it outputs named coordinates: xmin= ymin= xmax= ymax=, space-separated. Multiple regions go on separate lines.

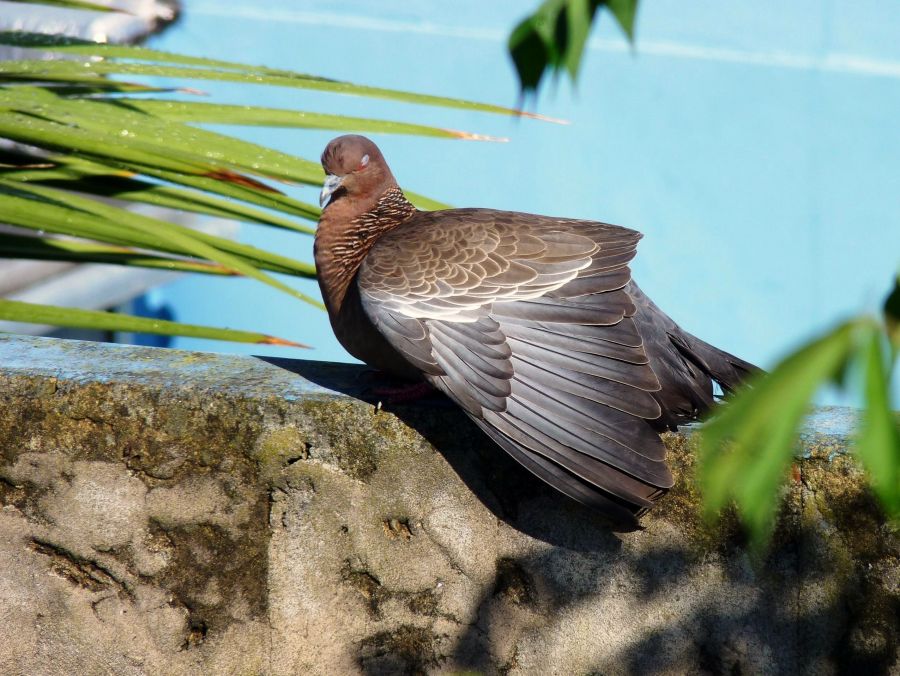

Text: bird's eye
xmin=357 ymin=154 xmax=370 ymax=171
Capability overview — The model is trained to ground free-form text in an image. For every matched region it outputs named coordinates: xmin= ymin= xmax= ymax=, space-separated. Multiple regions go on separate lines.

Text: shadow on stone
xmin=255 ymin=355 xmax=374 ymax=400
xmin=595 ymin=532 xmax=899 ymax=676
xmin=256 ymin=356 xmax=634 ymax=551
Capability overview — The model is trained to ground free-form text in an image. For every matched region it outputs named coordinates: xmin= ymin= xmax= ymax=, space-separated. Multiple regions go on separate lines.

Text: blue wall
xmin=147 ymin=1 xmax=900 ymax=398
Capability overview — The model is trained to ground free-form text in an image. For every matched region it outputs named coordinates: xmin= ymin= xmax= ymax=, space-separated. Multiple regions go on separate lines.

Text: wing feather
xmin=511 ymin=356 xmax=661 ymax=419
xmin=472 ymin=417 xmax=644 ymax=526
xmin=503 ymin=323 xmax=648 ymax=364
xmin=482 ymin=412 xmax=656 ymax=506
xmin=358 ymin=208 xmax=676 ymax=522
xmin=506 ymin=334 xmax=661 ymax=390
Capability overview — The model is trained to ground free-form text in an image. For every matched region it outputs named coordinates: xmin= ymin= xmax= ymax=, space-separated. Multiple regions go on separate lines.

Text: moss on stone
xmin=252 ymin=426 xmax=310 ymax=483
xmin=649 ymin=432 xmax=747 ymax=555
xmin=1 ymin=335 xmax=897 ymax=674
xmin=358 ymin=624 xmax=442 ymax=675
xmin=293 ymin=397 xmax=435 ymax=483
xmin=0 ymin=370 xmax=271 ymax=644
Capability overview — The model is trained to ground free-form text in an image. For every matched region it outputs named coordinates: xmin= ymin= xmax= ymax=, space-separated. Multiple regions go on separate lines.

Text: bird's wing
xmin=358 ymin=209 xmax=672 ymax=524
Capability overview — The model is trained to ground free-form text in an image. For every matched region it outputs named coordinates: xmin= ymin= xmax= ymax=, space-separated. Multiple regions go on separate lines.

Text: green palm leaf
xmin=0 ymin=233 xmax=236 ymax=275
xmin=0 ymin=28 xmax=534 ymax=345
xmin=0 ymin=163 xmax=315 ymax=234
xmin=121 ymin=99 xmax=506 ymax=141
xmin=0 ymin=33 xmax=560 ymax=119
xmin=0 ymin=299 xmax=306 ymax=347
xmin=0 ymin=180 xmax=316 ymax=277
xmin=5 ymin=0 xmax=119 ymax=12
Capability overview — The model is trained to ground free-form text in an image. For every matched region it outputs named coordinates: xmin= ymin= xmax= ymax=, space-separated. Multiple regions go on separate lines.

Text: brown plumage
xmin=315 ymin=135 xmax=758 ymax=527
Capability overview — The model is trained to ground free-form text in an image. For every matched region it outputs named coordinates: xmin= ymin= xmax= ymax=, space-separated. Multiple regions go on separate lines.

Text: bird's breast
xmin=330 ymin=277 xmax=424 ymax=382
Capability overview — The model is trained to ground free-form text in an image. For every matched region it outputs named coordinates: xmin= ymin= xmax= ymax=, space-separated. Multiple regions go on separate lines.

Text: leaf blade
xmin=856 ymin=329 xmax=900 ymax=518
xmin=605 ymin=0 xmax=639 ymax=41
xmin=699 ymin=320 xmax=860 ymax=545
xmin=0 ymin=51 xmax=547 ymax=119
xmin=0 ymin=233 xmax=236 ymax=275
xmin=0 ymin=181 xmax=316 ymax=277
xmin=0 ymin=298 xmax=306 ymax=347
xmin=121 ymin=99 xmax=504 ymax=141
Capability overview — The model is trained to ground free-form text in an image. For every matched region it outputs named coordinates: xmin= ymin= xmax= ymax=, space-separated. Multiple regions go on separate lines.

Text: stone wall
xmin=0 ymin=334 xmax=896 ymax=675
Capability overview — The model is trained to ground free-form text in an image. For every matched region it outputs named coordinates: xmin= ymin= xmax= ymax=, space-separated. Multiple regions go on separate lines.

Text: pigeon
xmin=314 ymin=134 xmax=758 ymax=527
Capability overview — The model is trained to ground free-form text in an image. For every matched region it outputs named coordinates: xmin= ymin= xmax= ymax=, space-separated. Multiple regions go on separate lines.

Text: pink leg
xmin=370 ymin=380 xmax=434 ymax=404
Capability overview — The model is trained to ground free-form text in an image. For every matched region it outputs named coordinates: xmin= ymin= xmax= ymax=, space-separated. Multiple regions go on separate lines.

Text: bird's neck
xmin=315 ymin=186 xmax=417 ymax=316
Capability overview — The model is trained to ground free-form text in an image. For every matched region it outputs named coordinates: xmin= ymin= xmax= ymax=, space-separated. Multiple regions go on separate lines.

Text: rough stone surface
xmin=0 ymin=333 xmax=897 ymax=675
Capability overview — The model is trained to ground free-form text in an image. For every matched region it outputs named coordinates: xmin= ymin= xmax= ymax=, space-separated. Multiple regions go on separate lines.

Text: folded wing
xmin=358 ymin=209 xmax=673 ymax=526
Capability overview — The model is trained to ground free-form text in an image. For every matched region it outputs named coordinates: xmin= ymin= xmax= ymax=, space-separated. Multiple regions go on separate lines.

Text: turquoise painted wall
xmin=146 ymin=1 xmax=900 ymax=398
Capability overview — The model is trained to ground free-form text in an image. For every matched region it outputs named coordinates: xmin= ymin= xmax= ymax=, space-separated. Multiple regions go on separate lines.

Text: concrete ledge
xmin=0 ymin=334 xmax=896 ymax=675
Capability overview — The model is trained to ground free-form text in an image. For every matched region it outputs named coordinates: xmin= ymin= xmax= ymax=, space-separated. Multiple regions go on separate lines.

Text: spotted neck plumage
xmin=316 ymin=186 xmax=417 ymax=315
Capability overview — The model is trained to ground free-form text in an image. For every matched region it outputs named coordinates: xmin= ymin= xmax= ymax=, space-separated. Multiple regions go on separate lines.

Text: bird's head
xmin=319 ymin=135 xmax=396 ymax=210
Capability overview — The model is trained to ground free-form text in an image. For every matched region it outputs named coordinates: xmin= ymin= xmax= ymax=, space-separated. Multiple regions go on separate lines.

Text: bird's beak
xmin=319 ymin=174 xmax=344 ymax=208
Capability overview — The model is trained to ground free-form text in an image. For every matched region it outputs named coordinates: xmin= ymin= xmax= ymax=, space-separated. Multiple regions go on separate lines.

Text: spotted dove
xmin=315 ymin=135 xmax=758 ymax=527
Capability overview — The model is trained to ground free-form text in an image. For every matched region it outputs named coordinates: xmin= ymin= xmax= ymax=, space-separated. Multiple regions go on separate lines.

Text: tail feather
xmin=667 ymin=328 xmax=761 ymax=394
xmin=627 ymin=282 xmax=761 ymax=427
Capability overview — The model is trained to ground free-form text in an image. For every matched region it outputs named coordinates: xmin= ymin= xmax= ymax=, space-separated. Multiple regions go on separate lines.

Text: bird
xmin=314 ymin=134 xmax=758 ymax=527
